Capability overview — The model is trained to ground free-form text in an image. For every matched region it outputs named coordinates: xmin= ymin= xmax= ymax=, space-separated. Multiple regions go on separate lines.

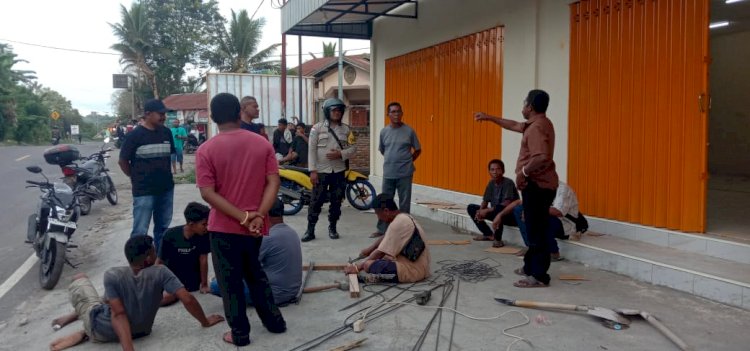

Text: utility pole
xmin=338 ymin=37 xmax=343 ymax=100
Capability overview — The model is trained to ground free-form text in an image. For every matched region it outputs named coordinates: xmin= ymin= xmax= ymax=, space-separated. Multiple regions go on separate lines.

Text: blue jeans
xmin=514 ymin=204 xmax=560 ymax=254
xmin=131 ymin=188 xmax=174 ymax=253
xmin=376 ymin=176 xmax=413 ymax=233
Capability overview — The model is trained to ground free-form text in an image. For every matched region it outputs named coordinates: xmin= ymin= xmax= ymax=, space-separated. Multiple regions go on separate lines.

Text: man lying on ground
xmin=209 ymin=199 xmax=303 ymax=306
xmin=344 ymin=194 xmax=431 ymax=283
xmin=157 ymin=202 xmax=211 ymax=306
xmin=49 ymin=235 xmax=223 ymax=351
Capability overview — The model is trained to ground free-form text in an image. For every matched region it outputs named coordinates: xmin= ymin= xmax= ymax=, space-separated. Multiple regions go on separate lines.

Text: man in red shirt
xmin=196 ymin=93 xmax=286 ymax=346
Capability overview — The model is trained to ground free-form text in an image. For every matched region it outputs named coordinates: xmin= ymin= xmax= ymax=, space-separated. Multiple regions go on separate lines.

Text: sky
xmin=0 ymin=0 xmax=369 ymax=116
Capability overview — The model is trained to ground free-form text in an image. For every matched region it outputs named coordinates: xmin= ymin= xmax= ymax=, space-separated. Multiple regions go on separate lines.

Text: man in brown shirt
xmin=474 ymin=89 xmax=558 ymax=287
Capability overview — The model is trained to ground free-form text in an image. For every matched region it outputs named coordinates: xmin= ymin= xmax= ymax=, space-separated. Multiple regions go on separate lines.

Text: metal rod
xmin=338 ymin=284 xmax=396 ymax=312
xmin=448 ymin=279 xmax=459 ymax=351
xmin=298 ymin=35 xmax=303 ymax=122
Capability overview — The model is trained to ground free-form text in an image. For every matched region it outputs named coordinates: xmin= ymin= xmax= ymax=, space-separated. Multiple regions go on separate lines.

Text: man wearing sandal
xmin=467 ymin=159 xmax=520 ymax=248
xmin=474 ymin=89 xmax=559 ymax=288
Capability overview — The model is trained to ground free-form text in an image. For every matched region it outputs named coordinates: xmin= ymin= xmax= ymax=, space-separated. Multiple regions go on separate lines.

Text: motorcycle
xmin=25 ymin=165 xmax=82 ymax=289
xmin=184 ymin=134 xmax=200 ymax=154
xmin=60 ymin=139 xmax=118 ymax=215
xmin=277 ymin=166 xmax=377 ymax=216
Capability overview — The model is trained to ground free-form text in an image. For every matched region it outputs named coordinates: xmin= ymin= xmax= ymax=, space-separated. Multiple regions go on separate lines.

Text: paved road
xmin=0 ymin=142 xmax=118 ymax=323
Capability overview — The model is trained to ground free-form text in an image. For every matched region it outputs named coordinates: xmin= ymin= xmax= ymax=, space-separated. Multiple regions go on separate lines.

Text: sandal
xmin=473 ymin=235 xmax=493 ymax=241
xmin=513 ymin=277 xmax=549 ymax=288
xmin=369 ymin=232 xmax=384 ymax=238
xmin=492 ymin=240 xmax=505 ymax=248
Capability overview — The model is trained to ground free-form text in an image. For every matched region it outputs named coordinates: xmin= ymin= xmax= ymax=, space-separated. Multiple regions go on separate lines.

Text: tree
xmin=110 ymin=3 xmax=158 ymax=97
xmin=0 ymin=44 xmax=36 ymax=138
xmin=323 ymin=42 xmax=336 ymax=57
xmin=208 ymin=9 xmax=281 ymax=73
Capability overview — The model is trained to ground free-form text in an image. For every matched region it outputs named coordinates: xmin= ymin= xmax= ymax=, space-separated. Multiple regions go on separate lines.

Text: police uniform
xmin=305 ymin=120 xmax=356 ymax=238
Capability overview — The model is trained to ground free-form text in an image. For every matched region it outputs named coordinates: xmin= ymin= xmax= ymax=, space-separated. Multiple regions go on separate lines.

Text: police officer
xmin=301 ymin=98 xmax=356 ymax=242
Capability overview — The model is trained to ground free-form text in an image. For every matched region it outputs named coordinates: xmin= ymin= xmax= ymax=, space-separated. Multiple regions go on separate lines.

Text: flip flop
xmin=492 ymin=240 xmax=505 ymax=248
xmin=369 ymin=232 xmax=384 ymax=238
xmin=513 ymin=277 xmax=549 ymax=288
xmin=473 ymin=235 xmax=493 ymax=241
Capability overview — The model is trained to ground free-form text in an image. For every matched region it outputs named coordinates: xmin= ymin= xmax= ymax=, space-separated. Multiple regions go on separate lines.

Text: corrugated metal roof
xmin=281 ymin=0 xmax=417 ymax=39
xmin=296 ymin=54 xmax=370 ymax=77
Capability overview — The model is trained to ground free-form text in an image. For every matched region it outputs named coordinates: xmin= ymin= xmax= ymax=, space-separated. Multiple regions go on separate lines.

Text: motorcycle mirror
xmin=103 ymin=137 xmax=111 ymax=144
xmin=26 ymin=166 xmax=43 ymax=174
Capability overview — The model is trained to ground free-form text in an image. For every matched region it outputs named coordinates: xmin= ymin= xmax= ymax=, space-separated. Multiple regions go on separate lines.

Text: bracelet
xmin=239 ymin=211 xmax=250 ymax=226
xmin=522 ymin=167 xmax=529 ymax=177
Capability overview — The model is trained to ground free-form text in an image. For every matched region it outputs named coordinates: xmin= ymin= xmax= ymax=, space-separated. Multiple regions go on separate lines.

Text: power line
xmin=250 ymin=0 xmax=266 ymax=21
xmin=0 ymin=38 xmax=119 ymax=56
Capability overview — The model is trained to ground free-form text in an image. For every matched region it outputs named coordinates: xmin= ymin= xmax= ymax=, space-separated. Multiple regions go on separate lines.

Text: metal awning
xmin=281 ymin=0 xmax=418 ymax=39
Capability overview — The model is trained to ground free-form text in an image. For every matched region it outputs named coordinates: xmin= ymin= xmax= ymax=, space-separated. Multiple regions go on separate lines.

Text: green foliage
xmin=13 ymin=115 xmax=49 ymax=144
xmin=206 ymin=9 xmax=280 ymax=74
xmin=323 ymin=42 xmax=336 ymax=57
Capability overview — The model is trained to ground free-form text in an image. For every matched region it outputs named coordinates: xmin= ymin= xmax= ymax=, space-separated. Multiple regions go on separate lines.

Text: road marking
xmin=0 ymin=254 xmax=38 ymax=301
xmin=15 ymin=155 xmax=30 ymax=162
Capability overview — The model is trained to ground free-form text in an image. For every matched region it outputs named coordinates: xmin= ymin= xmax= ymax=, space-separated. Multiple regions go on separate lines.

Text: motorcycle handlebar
xmin=26 ymin=180 xmax=46 ymax=186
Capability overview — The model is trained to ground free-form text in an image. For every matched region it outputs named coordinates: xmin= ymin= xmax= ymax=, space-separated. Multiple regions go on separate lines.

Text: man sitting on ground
xmin=48 ymin=235 xmax=223 ymax=351
xmin=344 ymin=194 xmax=431 ymax=283
xmin=157 ymin=202 xmax=211 ymax=306
xmin=467 ymin=159 xmax=520 ymax=248
xmin=209 ymin=199 xmax=303 ymax=306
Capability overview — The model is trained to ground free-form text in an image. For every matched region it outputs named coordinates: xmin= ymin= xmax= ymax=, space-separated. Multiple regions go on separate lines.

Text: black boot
xmin=301 ymin=223 xmax=316 ymax=242
xmin=328 ymin=222 xmax=340 ymax=239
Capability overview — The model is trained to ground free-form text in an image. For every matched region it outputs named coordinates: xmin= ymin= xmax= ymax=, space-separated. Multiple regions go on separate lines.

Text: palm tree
xmin=109 ymin=3 xmax=159 ymax=98
xmin=210 ymin=9 xmax=280 ymax=73
xmin=0 ymin=43 xmax=36 ymax=128
xmin=323 ymin=42 xmax=336 ymax=57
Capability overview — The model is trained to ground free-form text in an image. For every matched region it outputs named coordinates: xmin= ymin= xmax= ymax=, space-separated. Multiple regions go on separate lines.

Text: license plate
xmin=48 ymin=218 xmax=76 ymax=230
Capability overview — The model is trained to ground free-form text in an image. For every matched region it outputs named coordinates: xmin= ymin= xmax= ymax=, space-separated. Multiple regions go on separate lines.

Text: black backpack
xmin=565 ymin=212 xmax=589 ymax=234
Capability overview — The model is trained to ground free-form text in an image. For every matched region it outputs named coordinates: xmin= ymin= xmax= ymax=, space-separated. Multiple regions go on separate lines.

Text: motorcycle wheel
xmin=346 ymin=179 xmax=377 ymax=211
xmin=79 ymin=196 xmax=91 ymax=215
xmin=278 ymin=182 xmax=304 ymax=216
xmin=106 ymin=176 xmax=118 ymax=205
xmin=39 ymin=234 xmax=66 ymax=290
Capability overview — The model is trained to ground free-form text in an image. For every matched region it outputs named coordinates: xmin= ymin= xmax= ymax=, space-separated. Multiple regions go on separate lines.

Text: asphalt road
xmin=0 ymin=141 xmax=117 ymax=324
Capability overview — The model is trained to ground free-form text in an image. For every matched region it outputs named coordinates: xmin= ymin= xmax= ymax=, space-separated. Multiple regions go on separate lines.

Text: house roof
xmin=163 ymin=93 xmax=208 ymax=111
xmin=297 ymin=54 xmax=370 ymax=77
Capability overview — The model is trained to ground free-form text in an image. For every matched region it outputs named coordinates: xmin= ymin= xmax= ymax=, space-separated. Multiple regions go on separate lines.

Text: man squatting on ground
xmin=157 ymin=202 xmax=211 ymax=306
xmin=373 ymin=101 xmax=422 ymax=238
xmin=48 ymin=235 xmax=223 ymax=351
xmin=301 ymin=97 xmax=357 ymax=242
xmin=118 ymin=99 xmax=176 ymax=254
xmin=209 ymin=198 xmax=303 ymax=306
xmin=196 ymin=92 xmax=286 ymax=346
xmin=467 ymin=159 xmax=520 ymax=248
xmin=344 ymin=194 xmax=431 ymax=283
xmin=475 ymin=89 xmax=559 ymax=288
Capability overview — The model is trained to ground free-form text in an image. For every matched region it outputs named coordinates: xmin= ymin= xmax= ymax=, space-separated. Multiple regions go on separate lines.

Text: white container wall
xmin=206 ymin=73 xmax=315 ymax=137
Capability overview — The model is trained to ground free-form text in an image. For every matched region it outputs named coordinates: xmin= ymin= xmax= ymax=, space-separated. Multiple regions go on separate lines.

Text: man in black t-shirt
xmin=118 ymin=99 xmax=176 ymax=254
xmin=278 ymin=122 xmax=309 ymax=167
xmin=157 ymin=202 xmax=211 ymax=306
xmin=467 ymin=159 xmax=520 ymax=248
xmin=272 ymin=118 xmax=291 ymax=160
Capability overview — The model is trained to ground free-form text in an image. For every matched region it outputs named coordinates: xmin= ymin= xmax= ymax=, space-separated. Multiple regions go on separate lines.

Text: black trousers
xmin=521 ymin=181 xmax=557 ymax=285
xmin=307 ymin=171 xmax=346 ymax=224
xmin=210 ymin=232 xmax=285 ymax=346
xmin=466 ymin=204 xmax=517 ymax=240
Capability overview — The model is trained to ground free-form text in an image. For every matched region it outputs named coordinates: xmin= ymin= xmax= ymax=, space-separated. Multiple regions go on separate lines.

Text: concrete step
xmin=409 ymin=202 xmax=750 ymax=311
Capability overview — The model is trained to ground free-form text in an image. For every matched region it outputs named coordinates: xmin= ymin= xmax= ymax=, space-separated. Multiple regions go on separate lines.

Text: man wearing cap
xmin=344 ymin=194 xmax=431 ymax=283
xmin=119 ymin=99 xmax=176 ymax=254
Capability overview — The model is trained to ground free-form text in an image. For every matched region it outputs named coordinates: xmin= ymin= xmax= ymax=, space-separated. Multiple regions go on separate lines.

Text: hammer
xmin=303 ymin=280 xmax=349 ymax=293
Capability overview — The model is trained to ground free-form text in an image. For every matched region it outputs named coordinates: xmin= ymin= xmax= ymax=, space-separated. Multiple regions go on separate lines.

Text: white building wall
xmin=370 ymin=0 xmax=571 ymax=182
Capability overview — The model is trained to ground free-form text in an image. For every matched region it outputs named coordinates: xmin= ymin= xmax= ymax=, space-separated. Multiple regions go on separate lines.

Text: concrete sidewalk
xmin=1 ymin=178 xmax=749 ymax=350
